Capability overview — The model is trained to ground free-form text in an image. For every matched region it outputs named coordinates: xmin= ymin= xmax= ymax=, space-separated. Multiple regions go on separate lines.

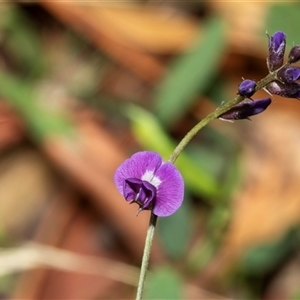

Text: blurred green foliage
xmin=154 ymin=17 xmax=226 ymax=128
xmin=144 ymin=266 xmax=183 ymax=299
xmin=127 ymin=105 xmax=226 ymax=199
xmin=1 ymin=6 xmax=44 ymax=79
xmin=0 ymin=70 xmax=74 ymax=141
xmin=241 ymin=228 xmax=300 ymax=276
xmin=158 ymin=198 xmax=192 ymax=259
xmin=265 ymin=3 xmax=300 ymax=49
xmin=0 ymin=2 xmax=300 ymax=299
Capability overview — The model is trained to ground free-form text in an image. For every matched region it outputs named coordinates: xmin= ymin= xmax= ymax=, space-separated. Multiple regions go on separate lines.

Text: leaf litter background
xmin=1 ymin=1 xmax=300 ymax=299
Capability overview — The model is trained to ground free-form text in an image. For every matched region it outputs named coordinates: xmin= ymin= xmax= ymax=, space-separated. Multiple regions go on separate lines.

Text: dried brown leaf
xmin=39 ymin=1 xmax=167 ymax=83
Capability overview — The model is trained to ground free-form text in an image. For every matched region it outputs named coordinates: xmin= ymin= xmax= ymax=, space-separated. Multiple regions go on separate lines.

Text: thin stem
xmin=135 ymin=66 xmax=284 ymax=299
xmin=169 ymin=72 xmax=277 ymax=164
xmin=135 ymin=213 xmax=158 ymax=300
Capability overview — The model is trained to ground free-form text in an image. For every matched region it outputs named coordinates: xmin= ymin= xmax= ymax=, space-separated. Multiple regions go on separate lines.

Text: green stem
xmin=169 ymin=72 xmax=277 ymax=164
xmin=135 ymin=66 xmax=285 ymax=299
xmin=135 ymin=213 xmax=158 ymax=300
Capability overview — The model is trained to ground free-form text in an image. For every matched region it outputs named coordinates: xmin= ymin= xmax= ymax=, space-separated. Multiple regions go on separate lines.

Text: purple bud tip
xmin=219 ymin=98 xmax=271 ymax=121
xmin=278 ymin=67 xmax=300 ymax=83
xmin=237 ymin=79 xmax=257 ymax=98
xmin=288 ymin=45 xmax=300 ymax=64
xmin=267 ymin=81 xmax=300 ymax=99
xmin=267 ymin=31 xmax=286 ymax=71
xmin=114 ymin=151 xmax=184 ymax=217
xmin=270 ymin=31 xmax=286 ymax=51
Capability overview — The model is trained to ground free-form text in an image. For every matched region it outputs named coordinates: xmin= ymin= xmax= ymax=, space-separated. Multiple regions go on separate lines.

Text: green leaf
xmin=126 ymin=105 xmax=220 ymax=199
xmin=187 ymin=239 xmax=217 ymax=273
xmin=154 ymin=17 xmax=226 ymax=127
xmin=206 ymin=75 xmax=230 ymax=105
xmin=265 ymin=4 xmax=300 ymax=48
xmin=291 ymin=289 xmax=300 ymax=300
xmin=144 ymin=266 xmax=183 ymax=300
xmin=0 ymin=70 xmax=73 ymax=141
xmin=178 ymin=125 xmax=240 ymax=199
xmin=240 ymin=229 xmax=298 ymax=276
xmin=2 ymin=6 xmax=44 ymax=78
xmin=158 ymin=197 xmax=192 ymax=259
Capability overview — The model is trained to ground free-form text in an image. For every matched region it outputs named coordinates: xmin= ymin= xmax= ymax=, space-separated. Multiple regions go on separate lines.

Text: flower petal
xmin=152 ymin=162 xmax=184 ymax=217
xmin=267 ymin=81 xmax=300 ymax=99
xmin=218 ymin=98 xmax=271 ymax=121
xmin=114 ymin=151 xmax=162 ymax=196
xmin=124 ymin=178 xmax=143 ymax=201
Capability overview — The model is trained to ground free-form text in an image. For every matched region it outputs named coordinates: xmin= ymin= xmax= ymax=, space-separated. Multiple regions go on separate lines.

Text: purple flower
xmin=267 ymin=81 xmax=300 ymax=99
xmin=237 ymin=79 xmax=257 ymax=98
xmin=277 ymin=67 xmax=300 ymax=83
xmin=267 ymin=31 xmax=286 ymax=71
xmin=114 ymin=151 xmax=184 ymax=217
xmin=218 ymin=98 xmax=271 ymax=121
xmin=288 ymin=45 xmax=300 ymax=64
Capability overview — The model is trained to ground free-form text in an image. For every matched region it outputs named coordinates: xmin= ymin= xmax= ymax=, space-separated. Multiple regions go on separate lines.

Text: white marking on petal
xmin=141 ymin=170 xmax=162 ymax=188
xmin=141 ymin=170 xmax=154 ymax=181
xmin=150 ymin=176 xmax=162 ymax=188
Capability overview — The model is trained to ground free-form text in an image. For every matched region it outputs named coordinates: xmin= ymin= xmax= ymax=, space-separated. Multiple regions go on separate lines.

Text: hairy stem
xmin=136 ymin=213 xmax=158 ymax=300
xmin=169 ymin=72 xmax=276 ymax=164
xmin=135 ymin=68 xmax=281 ymax=299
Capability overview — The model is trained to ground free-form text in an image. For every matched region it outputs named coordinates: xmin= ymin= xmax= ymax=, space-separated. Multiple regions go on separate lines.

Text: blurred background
xmin=1 ymin=1 xmax=300 ymax=299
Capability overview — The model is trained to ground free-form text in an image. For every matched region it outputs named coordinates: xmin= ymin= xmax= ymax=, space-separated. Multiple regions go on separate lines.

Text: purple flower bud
xmin=267 ymin=31 xmax=286 ymax=71
xmin=218 ymin=98 xmax=271 ymax=121
xmin=277 ymin=67 xmax=300 ymax=83
xmin=114 ymin=151 xmax=184 ymax=217
xmin=237 ymin=79 xmax=257 ymax=98
xmin=267 ymin=81 xmax=300 ymax=99
xmin=288 ymin=45 xmax=300 ymax=63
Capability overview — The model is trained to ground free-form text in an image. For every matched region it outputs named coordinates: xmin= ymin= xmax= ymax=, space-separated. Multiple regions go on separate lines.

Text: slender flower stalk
xmin=114 ymin=31 xmax=300 ymax=300
xmin=133 ymin=68 xmax=277 ymax=299
xmin=114 ymin=152 xmax=183 ymax=299
xmin=169 ymin=71 xmax=277 ymax=164
xmin=135 ymin=213 xmax=157 ymax=300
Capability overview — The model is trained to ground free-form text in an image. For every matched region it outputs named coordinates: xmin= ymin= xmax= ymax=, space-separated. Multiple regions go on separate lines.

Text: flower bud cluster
xmin=219 ymin=79 xmax=271 ymax=121
xmin=220 ymin=31 xmax=300 ymax=122
xmin=115 ymin=31 xmax=300 ymax=219
xmin=266 ymin=31 xmax=300 ymax=99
